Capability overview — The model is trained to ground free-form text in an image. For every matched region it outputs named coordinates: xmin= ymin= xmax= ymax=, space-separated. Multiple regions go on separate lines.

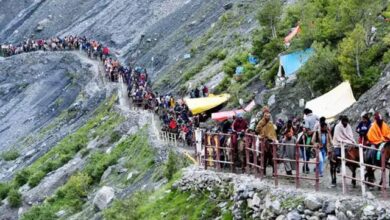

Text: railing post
xmin=245 ymin=135 xmax=250 ymax=174
xmin=253 ymin=136 xmax=258 ymax=176
xmin=260 ymin=139 xmax=264 ymax=179
xmin=295 ymin=143 xmax=300 ymax=189
xmin=216 ymin=135 xmax=221 ymax=171
xmin=230 ymin=134 xmax=235 ymax=173
xmin=204 ymin=134 xmax=208 ymax=170
xmin=358 ymin=145 xmax=366 ymax=197
xmin=381 ymin=148 xmax=387 ymax=199
xmin=341 ymin=144 xmax=347 ymax=194
xmin=315 ymin=145 xmax=320 ymax=191
xmin=174 ymin=133 xmax=177 ymax=148
xmin=273 ymin=143 xmax=278 ymax=188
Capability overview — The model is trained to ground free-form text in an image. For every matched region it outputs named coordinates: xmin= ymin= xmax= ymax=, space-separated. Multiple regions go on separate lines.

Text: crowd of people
xmin=2 ymin=35 xmax=390 ymax=188
xmin=216 ymin=106 xmax=390 ymax=187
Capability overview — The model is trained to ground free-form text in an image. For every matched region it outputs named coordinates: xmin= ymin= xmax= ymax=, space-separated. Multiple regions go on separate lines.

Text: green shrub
xmin=261 ymin=62 xmax=279 ymax=88
xmin=103 ymin=192 xmax=144 ymax=220
xmin=21 ymin=205 xmax=56 ymax=220
xmin=41 ymin=160 xmax=62 ymax=173
xmin=0 ymin=183 xmax=10 ymax=200
xmin=28 ymin=171 xmax=46 ymax=188
xmin=8 ymin=189 xmax=22 ymax=208
xmin=164 ymin=151 xmax=178 ymax=181
xmin=1 ymin=150 xmax=20 ymax=161
xmin=110 ymin=131 xmax=122 ymax=143
xmin=14 ymin=169 xmax=31 ymax=187
xmin=383 ymin=50 xmax=390 ymax=64
xmin=80 ymin=148 xmax=91 ymax=158
xmin=54 ymin=173 xmax=91 ymax=210
xmin=215 ymin=76 xmax=232 ymax=93
xmin=84 ymin=153 xmax=112 ymax=183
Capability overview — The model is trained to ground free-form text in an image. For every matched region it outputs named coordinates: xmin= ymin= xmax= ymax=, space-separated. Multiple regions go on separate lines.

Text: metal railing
xmin=203 ymin=132 xmax=235 ymax=172
xmin=245 ymin=133 xmax=264 ymax=178
xmin=339 ymin=142 xmax=388 ymax=198
xmin=272 ymin=142 xmax=320 ymax=191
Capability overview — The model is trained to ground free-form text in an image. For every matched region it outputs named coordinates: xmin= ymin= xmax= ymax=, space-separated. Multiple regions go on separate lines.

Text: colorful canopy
xmin=279 ymin=48 xmax=314 ymax=77
xmin=211 ymin=100 xmax=256 ymax=121
xmin=305 ymin=82 xmax=356 ymax=121
xmin=184 ymin=94 xmax=231 ymax=115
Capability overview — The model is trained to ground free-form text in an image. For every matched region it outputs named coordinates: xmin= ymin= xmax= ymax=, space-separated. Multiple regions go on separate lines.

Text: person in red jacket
xmin=232 ymin=114 xmax=248 ymax=132
xmin=169 ymin=117 xmax=178 ymax=133
xmin=231 ymin=114 xmax=248 ymax=172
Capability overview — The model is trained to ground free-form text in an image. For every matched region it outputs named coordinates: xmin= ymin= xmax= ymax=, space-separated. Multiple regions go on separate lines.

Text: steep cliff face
xmin=0 ymin=0 xmax=233 ymax=81
xmin=0 ymin=52 xmax=108 ymax=182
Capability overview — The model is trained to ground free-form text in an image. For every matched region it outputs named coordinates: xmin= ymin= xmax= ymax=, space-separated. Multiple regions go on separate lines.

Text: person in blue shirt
xmin=356 ymin=114 xmax=371 ymax=145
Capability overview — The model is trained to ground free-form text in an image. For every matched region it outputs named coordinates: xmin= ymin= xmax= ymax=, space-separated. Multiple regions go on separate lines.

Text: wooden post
xmin=245 ymin=135 xmax=250 ymax=174
xmin=254 ymin=136 xmax=258 ymax=176
xmin=381 ymin=148 xmax=387 ymax=199
xmin=295 ymin=143 xmax=300 ymax=189
xmin=204 ymin=134 xmax=208 ymax=170
xmin=216 ymin=135 xmax=221 ymax=171
xmin=358 ymin=145 xmax=366 ymax=197
xmin=230 ymin=134 xmax=235 ymax=173
xmin=273 ymin=143 xmax=278 ymax=188
xmin=260 ymin=138 xmax=264 ymax=179
xmin=341 ymin=144 xmax=347 ymax=194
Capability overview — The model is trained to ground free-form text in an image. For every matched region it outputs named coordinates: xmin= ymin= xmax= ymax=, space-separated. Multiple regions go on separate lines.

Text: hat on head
xmin=374 ymin=112 xmax=382 ymax=121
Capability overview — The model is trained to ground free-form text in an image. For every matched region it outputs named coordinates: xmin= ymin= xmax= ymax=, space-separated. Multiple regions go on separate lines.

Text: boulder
xmin=93 ymin=186 xmax=115 ymax=210
xmin=56 ymin=210 xmax=66 ymax=218
xmin=336 ymin=211 xmax=348 ymax=220
xmin=247 ymin=193 xmax=261 ymax=210
xmin=276 ymin=215 xmax=286 ymax=220
xmin=326 ymin=215 xmax=338 ymax=220
xmin=268 ymin=94 xmax=276 ymax=107
xmin=322 ymin=200 xmax=335 ymax=214
xmin=223 ymin=3 xmax=233 ymax=10
xmin=304 ymin=196 xmax=322 ymax=211
xmin=363 ymin=205 xmax=375 ymax=217
xmin=287 ymin=210 xmax=301 ymax=220
xmin=100 ymin=166 xmax=113 ymax=182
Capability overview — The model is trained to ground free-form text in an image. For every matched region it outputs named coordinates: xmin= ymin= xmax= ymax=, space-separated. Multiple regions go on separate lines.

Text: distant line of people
xmin=3 ymin=36 xmax=390 ymax=189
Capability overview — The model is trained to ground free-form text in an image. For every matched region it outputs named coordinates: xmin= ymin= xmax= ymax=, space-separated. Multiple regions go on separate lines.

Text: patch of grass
xmin=104 ymin=177 xmax=223 ymax=220
xmin=22 ymin=129 xmax=155 ymax=219
xmin=137 ymin=189 xmax=221 ymax=220
xmin=28 ymin=171 xmax=46 ymax=188
xmin=0 ymin=183 xmax=10 ymax=200
xmin=281 ymin=196 xmax=304 ymax=209
xmin=183 ymin=48 xmax=227 ymax=81
xmin=109 ymin=130 xmax=122 ymax=143
xmin=8 ymin=189 xmax=22 ymax=208
xmin=163 ymin=150 xmax=191 ymax=181
xmin=1 ymin=149 xmax=20 ymax=161
xmin=2 ymin=96 xmax=123 ymax=202
xmin=13 ymin=169 xmax=31 ymax=188
xmin=24 ymin=95 xmax=121 ymax=186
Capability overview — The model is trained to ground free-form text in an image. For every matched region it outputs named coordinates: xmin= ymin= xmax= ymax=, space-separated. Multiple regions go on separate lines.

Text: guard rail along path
xmin=194 ymin=129 xmax=389 ymax=199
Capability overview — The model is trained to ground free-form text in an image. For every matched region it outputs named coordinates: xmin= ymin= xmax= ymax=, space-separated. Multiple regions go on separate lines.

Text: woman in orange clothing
xmin=367 ymin=113 xmax=390 ymax=164
xmin=367 ymin=112 xmax=390 ymax=145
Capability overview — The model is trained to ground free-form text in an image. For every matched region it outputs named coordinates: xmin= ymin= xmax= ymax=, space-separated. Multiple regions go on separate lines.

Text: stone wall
xmin=173 ymin=166 xmax=390 ymax=220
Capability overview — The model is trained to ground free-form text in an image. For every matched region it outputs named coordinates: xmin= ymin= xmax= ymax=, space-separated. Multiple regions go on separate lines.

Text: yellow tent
xmin=184 ymin=94 xmax=231 ymax=115
xmin=305 ymin=82 xmax=356 ymax=121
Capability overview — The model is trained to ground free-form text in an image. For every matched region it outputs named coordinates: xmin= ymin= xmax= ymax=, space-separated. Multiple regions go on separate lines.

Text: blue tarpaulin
xmin=235 ymin=66 xmax=244 ymax=75
xmin=280 ymin=48 xmax=314 ymax=76
xmin=248 ymin=55 xmax=259 ymax=65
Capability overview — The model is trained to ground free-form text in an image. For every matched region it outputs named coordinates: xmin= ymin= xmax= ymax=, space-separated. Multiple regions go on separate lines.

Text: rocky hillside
xmin=1 ymin=0 xmax=390 ymax=219
xmin=0 ymin=52 xmax=108 ymax=180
